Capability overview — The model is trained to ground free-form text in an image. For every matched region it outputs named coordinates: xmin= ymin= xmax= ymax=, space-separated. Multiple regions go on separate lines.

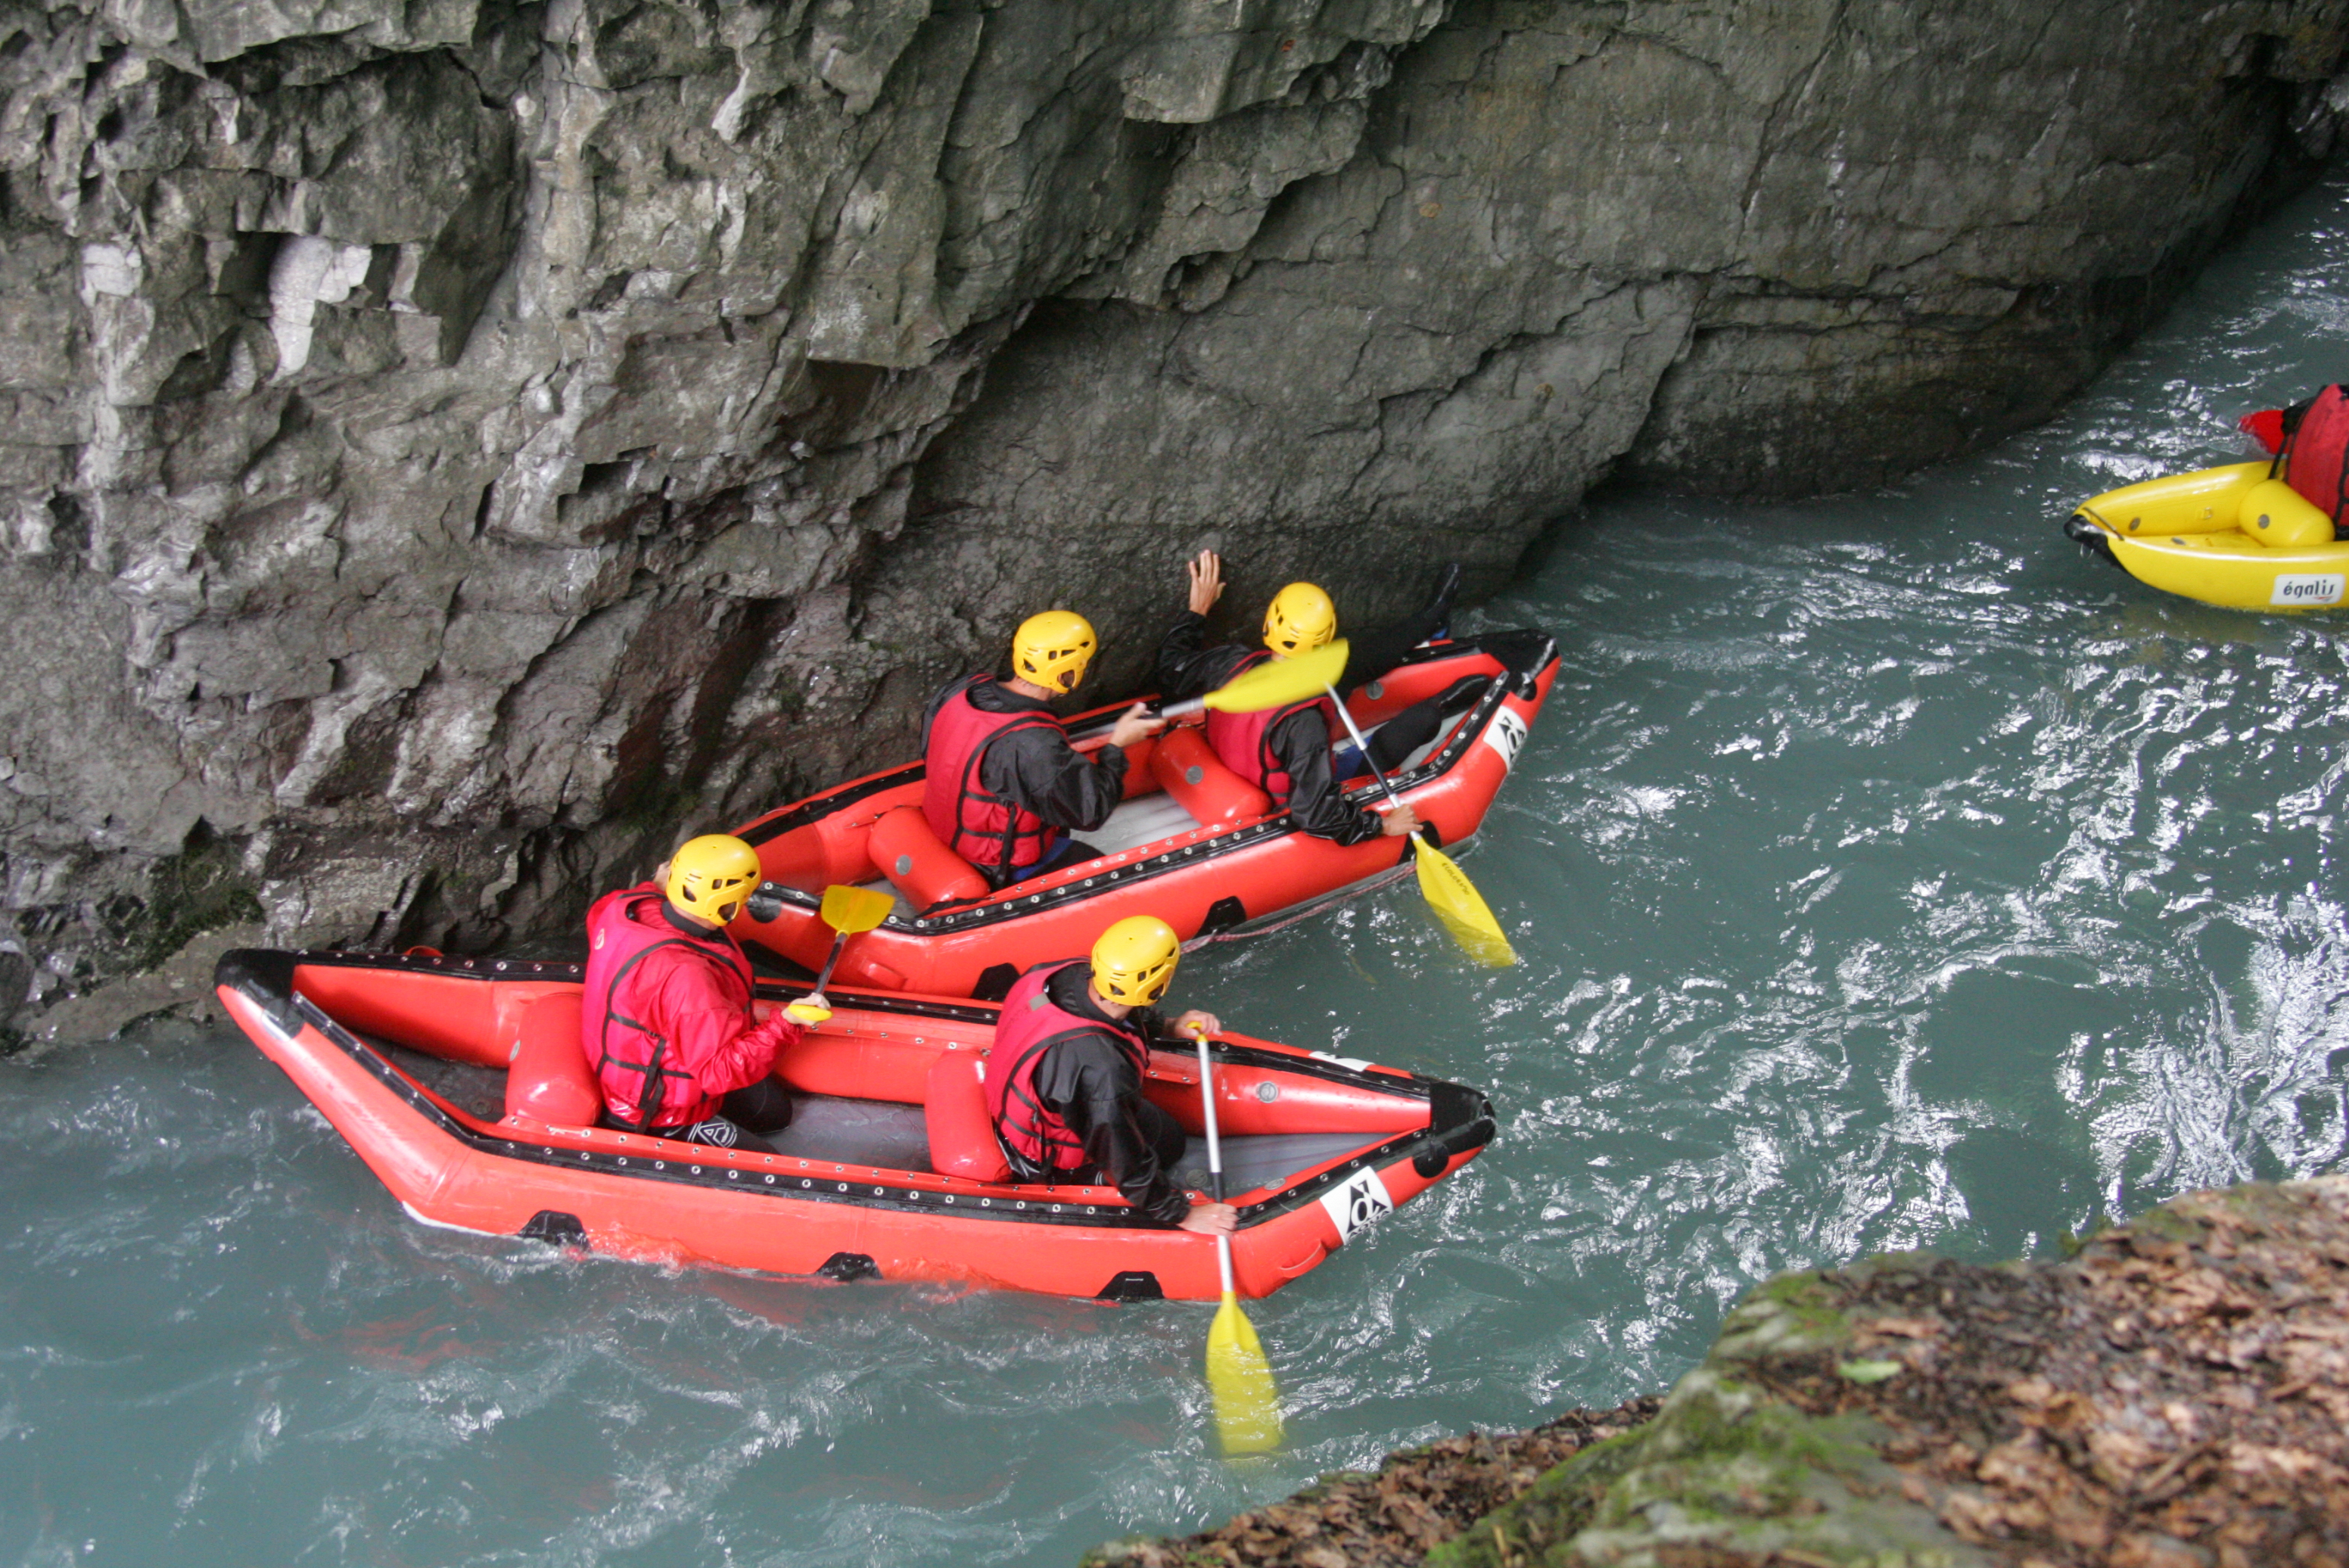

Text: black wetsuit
xmin=1154 ymin=599 xmax=1455 ymax=845
xmin=1013 ymin=964 xmax=1193 ymax=1225
xmin=919 ymin=676 xmax=1128 ymax=885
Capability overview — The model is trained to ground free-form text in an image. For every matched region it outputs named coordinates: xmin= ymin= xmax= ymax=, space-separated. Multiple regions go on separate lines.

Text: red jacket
xmin=581 ymin=884 xmax=802 ymax=1131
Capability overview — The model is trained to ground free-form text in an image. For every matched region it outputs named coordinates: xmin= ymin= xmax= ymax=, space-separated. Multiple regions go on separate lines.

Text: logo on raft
xmin=1483 ymin=708 xmax=1529 ymax=770
xmin=2270 ymin=574 xmax=2346 ymax=607
xmin=1318 ymin=1169 xmax=1394 ymax=1243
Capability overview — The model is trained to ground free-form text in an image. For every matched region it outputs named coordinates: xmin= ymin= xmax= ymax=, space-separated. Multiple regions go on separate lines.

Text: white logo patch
xmin=2271 ymin=573 xmax=2345 ymax=607
xmin=1317 ymin=1169 xmax=1394 ymax=1243
xmin=1482 ymin=708 xmax=1528 ymax=770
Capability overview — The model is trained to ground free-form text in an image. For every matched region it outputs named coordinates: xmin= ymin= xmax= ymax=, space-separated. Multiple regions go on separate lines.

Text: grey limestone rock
xmin=0 ymin=0 xmax=2342 ymax=1029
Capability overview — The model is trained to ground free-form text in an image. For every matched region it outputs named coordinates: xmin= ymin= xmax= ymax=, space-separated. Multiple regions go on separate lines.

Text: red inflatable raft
xmin=732 ymin=630 xmax=1557 ymax=998
xmin=216 ymin=948 xmax=1495 ymax=1301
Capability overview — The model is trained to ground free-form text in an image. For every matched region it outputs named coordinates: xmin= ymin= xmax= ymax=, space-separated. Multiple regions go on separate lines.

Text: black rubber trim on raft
xmin=216 ymin=950 xmax=1490 ymax=1234
xmin=733 ymin=630 xmax=1560 ymax=943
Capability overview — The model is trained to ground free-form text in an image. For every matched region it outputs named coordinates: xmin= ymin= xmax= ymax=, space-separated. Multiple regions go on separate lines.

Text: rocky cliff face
xmin=3 ymin=0 xmax=2344 ymax=1031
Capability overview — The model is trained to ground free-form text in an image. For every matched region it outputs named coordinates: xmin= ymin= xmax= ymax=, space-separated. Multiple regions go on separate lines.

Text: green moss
xmin=120 ymin=831 xmax=263 ymax=971
xmin=1424 ymin=1426 xmax=1654 ymax=1568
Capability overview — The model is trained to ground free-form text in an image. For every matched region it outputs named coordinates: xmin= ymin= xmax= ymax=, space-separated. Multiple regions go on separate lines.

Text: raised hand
xmin=1187 ymin=549 xmax=1224 ymax=616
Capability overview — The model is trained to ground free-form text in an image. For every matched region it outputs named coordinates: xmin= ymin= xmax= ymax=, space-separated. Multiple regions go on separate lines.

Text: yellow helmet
xmin=1263 ymin=582 xmax=1336 ymax=658
xmin=1091 ymin=915 xmax=1181 ymax=1007
xmin=1011 ymin=609 xmax=1097 ymax=692
xmin=666 ymin=834 xmax=762 ymax=926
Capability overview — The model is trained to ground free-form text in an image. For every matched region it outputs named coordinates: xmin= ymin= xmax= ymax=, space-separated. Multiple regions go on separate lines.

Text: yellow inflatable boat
xmin=2064 ymin=462 xmax=2349 ymax=611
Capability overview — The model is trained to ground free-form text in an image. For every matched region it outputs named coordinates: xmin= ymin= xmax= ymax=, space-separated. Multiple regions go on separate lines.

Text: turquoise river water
xmin=8 ymin=170 xmax=2349 ymax=1567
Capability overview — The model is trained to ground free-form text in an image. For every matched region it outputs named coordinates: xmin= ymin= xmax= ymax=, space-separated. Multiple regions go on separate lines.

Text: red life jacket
xmin=2279 ymin=384 xmax=2349 ymax=524
xmin=922 ymin=675 xmax=1063 ymax=879
xmin=1205 ymin=651 xmax=1339 ymax=800
xmin=581 ymin=888 xmax=754 ymax=1131
xmin=985 ymin=960 xmax=1149 ymax=1176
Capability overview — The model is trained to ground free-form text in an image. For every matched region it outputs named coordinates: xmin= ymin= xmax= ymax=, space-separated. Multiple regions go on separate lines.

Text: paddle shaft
xmin=806 ymin=930 xmax=848 ymax=999
xmin=1324 ymin=684 xmax=1411 ymax=815
xmin=1193 ymin=1032 xmax=1237 ymax=1299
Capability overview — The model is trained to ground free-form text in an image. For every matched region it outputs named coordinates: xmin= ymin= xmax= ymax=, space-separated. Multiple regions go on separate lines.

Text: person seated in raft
xmin=921 ymin=608 xmax=1164 ymax=889
xmin=2241 ymin=384 xmax=2349 ymax=523
xmin=987 ymin=916 xmax=1237 ymax=1236
xmin=1154 ymin=551 xmax=1482 ymax=845
xmin=581 ymin=833 xmax=804 ymax=1153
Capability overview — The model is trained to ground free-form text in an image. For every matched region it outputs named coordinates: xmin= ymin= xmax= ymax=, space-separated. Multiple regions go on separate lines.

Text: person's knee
xmin=722 ymin=1078 xmax=796 ymax=1134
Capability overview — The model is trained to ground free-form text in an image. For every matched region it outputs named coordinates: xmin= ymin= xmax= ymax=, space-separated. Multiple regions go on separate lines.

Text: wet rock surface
xmin=4 ymin=2 xmax=2347 ymax=1025
xmin=1126 ymin=1178 xmax=2349 ymax=1568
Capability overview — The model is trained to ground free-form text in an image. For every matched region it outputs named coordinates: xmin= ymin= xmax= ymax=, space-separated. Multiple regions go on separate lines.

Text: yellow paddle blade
xmin=1201 ymin=639 xmax=1351 ymax=715
xmin=1414 ymin=842 xmax=1514 ymax=966
xmin=1206 ymin=1294 xmax=1283 ymax=1455
xmin=818 ymin=883 xmax=894 ymax=935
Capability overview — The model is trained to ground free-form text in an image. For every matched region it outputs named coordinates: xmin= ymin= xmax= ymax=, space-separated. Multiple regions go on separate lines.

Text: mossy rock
xmin=1427 ymin=1266 xmax=1992 ymax=1568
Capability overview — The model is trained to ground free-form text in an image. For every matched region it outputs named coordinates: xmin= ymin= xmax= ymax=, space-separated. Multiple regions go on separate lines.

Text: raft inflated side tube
xmin=1153 ymin=726 xmax=1272 ymax=826
xmin=922 ymin=1048 xmax=1012 ymax=1182
xmin=868 ymin=804 xmax=989 ymax=909
xmin=2239 ymin=478 xmax=2336 ymax=549
xmin=502 ymin=990 xmax=601 ymax=1125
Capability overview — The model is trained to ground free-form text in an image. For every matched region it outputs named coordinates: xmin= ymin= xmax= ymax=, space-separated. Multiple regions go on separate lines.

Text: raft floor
xmin=374 ymin=1039 xmax=1373 ymax=1193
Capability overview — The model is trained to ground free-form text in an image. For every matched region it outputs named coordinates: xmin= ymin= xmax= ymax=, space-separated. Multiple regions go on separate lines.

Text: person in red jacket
xmin=580 ymin=834 xmax=802 ymax=1150
xmin=987 ymin=915 xmax=1236 ymax=1234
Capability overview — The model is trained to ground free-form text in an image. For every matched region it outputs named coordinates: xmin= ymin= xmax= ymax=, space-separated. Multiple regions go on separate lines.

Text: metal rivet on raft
xmin=1257 ymin=1081 xmax=1279 ymax=1103
xmin=654 ymin=1161 xmax=665 ymax=1171
xmin=691 ymin=1166 xmax=701 ymax=1175
xmin=764 ymin=1174 xmax=774 ymax=1184
xmin=1051 ymin=1204 xmax=1062 ymax=1213
xmin=981 ymin=1197 xmax=991 ymax=1206
xmin=801 ymin=1178 xmax=811 ymax=1187
xmin=873 ymin=1186 xmax=885 ymax=1196
xmin=1016 ymin=1201 xmax=1027 ymax=1210
xmin=895 ymin=854 xmax=913 ymax=875
xmin=618 ymin=1157 xmax=628 ymax=1166
xmin=837 ymin=1183 xmax=848 ymax=1192
xmin=1366 ymin=680 xmax=1384 ymax=700
xmin=944 ymin=1194 xmax=955 ymax=1204
xmin=727 ymin=1171 xmax=737 ymax=1180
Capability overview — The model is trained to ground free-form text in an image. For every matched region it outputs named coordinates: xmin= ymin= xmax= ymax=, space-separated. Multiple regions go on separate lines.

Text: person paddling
xmin=987 ymin=916 xmax=1237 ymax=1236
xmin=581 ymin=834 xmax=802 ymax=1151
xmin=1156 ymin=552 xmax=1479 ymax=844
xmin=922 ymin=609 xmax=1163 ymax=888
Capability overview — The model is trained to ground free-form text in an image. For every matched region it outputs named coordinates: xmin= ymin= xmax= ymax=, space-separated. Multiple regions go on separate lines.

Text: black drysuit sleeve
xmin=1033 ymin=1030 xmax=1192 ymax=1225
xmin=1155 ymin=612 xmax=1256 ymax=699
xmin=979 ymin=723 xmax=1128 ymax=833
xmin=1266 ymin=705 xmax=1389 ymax=845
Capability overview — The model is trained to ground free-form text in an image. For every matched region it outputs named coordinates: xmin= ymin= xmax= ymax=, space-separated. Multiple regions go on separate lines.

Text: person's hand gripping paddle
xmin=783 ymin=884 xmax=896 ymax=1025
xmin=1158 ymin=639 xmax=1350 ymax=720
xmin=1190 ymin=1021 xmax=1283 ymax=1454
xmin=1324 ymin=677 xmax=1515 ymax=966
